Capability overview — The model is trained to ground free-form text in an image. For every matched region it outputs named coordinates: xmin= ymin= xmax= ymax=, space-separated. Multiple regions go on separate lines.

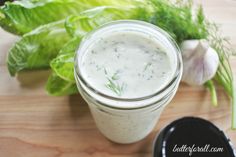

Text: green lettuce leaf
xmin=50 ymin=37 xmax=80 ymax=82
xmin=0 ymin=0 xmax=146 ymax=35
xmin=57 ymin=36 xmax=81 ymax=55
xmin=0 ymin=0 xmax=91 ymax=35
xmin=46 ymin=37 xmax=80 ymax=96
xmin=65 ymin=6 xmax=151 ymax=37
xmin=46 ymin=72 xmax=78 ymax=96
xmin=50 ymin=53 xmax=75 ymax=82
xmin=7 ymin=20 xmax=71 ymax=76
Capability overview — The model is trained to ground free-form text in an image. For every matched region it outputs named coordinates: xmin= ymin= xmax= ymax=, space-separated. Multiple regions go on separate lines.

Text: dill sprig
xmin=104 ymin=69 xmax=125 ymax=96
xmin=149 ymin=0 xmax=208 ymax=44
xmin=149 ymin=0 xmax=236 ymax=128
xmin=106 ymin=78 xmax=125 ymax=96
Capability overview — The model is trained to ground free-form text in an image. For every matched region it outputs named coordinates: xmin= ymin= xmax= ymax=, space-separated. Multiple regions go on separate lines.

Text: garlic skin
xmin=181 ymin=39 xmax=219 ymax=86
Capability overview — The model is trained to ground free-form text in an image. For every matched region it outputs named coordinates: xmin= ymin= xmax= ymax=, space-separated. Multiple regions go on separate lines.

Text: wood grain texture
xmin=0 ymin=0 xmax=236 ymax=156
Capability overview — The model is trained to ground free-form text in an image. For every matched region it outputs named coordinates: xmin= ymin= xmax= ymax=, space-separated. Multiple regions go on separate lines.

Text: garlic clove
xmin=181 ymin=39 xmax=199 ymax=58
xmin=181 ymin=39 xmax=219 ymax=86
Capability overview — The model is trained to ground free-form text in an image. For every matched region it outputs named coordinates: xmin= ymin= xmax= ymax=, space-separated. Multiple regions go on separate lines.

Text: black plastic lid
xmin=154 ymin=117 xmax=235 ymax=157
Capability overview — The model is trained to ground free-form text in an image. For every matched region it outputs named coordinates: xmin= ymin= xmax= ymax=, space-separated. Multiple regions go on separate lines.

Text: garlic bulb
xmin=181 ymin=39 xmax=219 ymax=86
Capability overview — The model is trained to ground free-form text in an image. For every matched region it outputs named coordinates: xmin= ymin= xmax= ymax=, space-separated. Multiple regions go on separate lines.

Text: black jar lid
xmin=153 ymin=117 xmax=236 ymax=157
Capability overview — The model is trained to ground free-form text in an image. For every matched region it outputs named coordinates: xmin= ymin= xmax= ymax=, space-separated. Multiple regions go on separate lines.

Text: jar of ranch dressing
xmin=74 ymin=20 xmax=183 ymax=144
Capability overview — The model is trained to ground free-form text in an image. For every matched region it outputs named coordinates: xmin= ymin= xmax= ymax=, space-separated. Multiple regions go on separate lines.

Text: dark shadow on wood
xmin=68 ymin=94 xmax=90 ymax=120
xmin=16 ymin=70 xmax=51 ymax=89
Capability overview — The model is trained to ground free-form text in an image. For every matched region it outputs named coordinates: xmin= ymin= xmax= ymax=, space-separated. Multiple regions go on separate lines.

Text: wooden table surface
xmin=0 ymin=0 xmax=236 ymax=156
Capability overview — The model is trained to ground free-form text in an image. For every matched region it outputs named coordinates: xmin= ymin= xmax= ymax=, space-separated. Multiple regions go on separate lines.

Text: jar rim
xmin=74 ymin=20 xmax=183 ymax=104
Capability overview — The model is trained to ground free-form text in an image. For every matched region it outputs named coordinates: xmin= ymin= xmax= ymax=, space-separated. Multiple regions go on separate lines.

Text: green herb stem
xmin=106 ymin=78 xmax=124 ymax=96
xmin=205 ymin=80 xmax=218 ymax=107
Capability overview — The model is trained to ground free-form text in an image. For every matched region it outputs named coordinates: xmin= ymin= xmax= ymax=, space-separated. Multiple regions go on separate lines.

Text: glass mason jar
xmin=74 ymin=20 xmax=183 ymax=144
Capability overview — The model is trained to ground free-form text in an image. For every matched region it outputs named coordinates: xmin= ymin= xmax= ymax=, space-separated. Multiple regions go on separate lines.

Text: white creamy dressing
xmin=80 ymin=32 xmax=174 ymax=98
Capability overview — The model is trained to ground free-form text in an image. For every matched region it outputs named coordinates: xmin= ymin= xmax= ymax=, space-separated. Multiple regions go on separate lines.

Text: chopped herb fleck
xmin=143 ymin=62 xmax=152 ymax=71
xmin=116 ymin=53 xmax=121 ymax=58
xmin=91 ymin=50 xmax=96 ymax=54
xmin=104 ymin=68 xmax=108 ymax=75
xmin=89 ymin=61 xmax=95 ymax=65
xmin=96 ymin=65 xmax=102 ymax=71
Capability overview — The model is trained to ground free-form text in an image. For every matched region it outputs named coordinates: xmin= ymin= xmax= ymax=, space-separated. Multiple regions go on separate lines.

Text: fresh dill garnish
xmin=104 ymin=70 xmax=124 ymax=96
xmin=105 ymin=78 xmax=125 ymax=96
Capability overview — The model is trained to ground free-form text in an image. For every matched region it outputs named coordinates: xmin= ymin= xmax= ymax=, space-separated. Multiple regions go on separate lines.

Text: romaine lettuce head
xmin=0 ymin=0 xmax=146 ymax=35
